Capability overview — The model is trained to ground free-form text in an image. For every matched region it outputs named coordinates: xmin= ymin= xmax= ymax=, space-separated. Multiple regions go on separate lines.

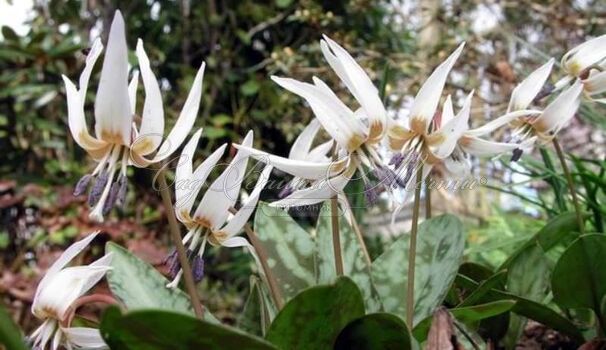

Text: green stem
xmin=406 ymin=165 xmax=423 ymax=327
xmin=539 ymin=147 xmax=568 ymax=212
xmin=425 ymin=177 xmax=432 ymax=219
xmin=156 ymin=169 xmax=204 ymax=318
xmin=552 ymin=138 xmax=585 ymax=234
xmin=331 ymin=195 xmax=344 ymax=276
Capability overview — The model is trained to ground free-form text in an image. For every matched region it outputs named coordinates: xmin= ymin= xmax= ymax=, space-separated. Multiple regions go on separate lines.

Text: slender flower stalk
xmin=156 ymin=168 xmax=205 ymax=318
xmin=167 ymin=129 xmax=272 ymax=288
xmin=552 ymin=138 xmax=585 ymax=233
xmin=406 ymin=165 xmax=423 ymax=327
xmin=65 ymin=10 xmax=205 ymax=221
xmin=29 ymin=233 xmax=111 ymax=350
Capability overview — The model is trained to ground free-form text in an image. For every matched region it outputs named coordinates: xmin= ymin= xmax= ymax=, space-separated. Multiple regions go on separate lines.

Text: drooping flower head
xmin=234 ymin=35 xmax=390 ymax=207
xmin=166 ymin=129 xmax=272 ymax=287
xmin=64 ymin=10 xmax=205 ymax=222
xmin=29 ymin=232 xmax=111 ymax=350
xmin=556 ymin=34 xmax=606 ymax=103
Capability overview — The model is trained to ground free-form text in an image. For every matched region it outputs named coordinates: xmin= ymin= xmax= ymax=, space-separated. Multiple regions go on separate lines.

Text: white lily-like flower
xmin=29 ymin=232 xmax=112 ymax=350
xmin=508 ymin=80 xmax=584 ymax=146
xmin=65 ymin=10 xmax=205 ymax=222
xmin=166 ymin=129 xmax=273 ymax=287
xmin=234 ymin=35 xmax=389 ymax=207
xmin=436 ymin=94 xmax=537 ymax=178
xmin=386 ymin=43 xmax=467 ymax=187
xmin=556 ymin=34 xmax=606 ymax=103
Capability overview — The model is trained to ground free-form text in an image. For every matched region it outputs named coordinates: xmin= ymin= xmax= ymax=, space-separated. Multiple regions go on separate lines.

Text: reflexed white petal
xmin=272 ymin=76 xmax=363 ymax=151
xmin=306 ymin=140 xmax=333 ymax=162
xmin=584 ymin=69 xmax=606 ymax=95
xmin=128 ymin=71 xmax=139 ymax=115
xmin=175 ymin=128 xmax=202 ymax=204
xmin=269 ymin=163 xmax=354 ymax=207
xmin=62 ymin=327 xmax=108 ymax=349
xmin=233 ymin=144 xmax=347 ymax=180
xmin=408 ymin=42 xmax=465 ymax=128
xmin=289 ymin=119 xmax=321 ymax=160
xmin=563 ymin=34 xmax=606 ymax=75
xmin=508 ymin=58 xmax=554 ymax=112
xmin=444 ymin=154 xmax=471 ymax=179
xmin=440 ymin=95 xmax=454 ymax=128
xmin=219 ymin=164 xmax=273 ymax=237
xmin=78 ymin=38 xmax=103 ymax=104
xmin=34 ymin=232 xmax=99 ymax=305
xmin=151 ymin=62 xmax=206 ymax=163
xmin=33 ymin=265 xmax=111 ymax=320
xmin=533 ymin=80 xmax=583 ymax=134
xmin=94 ymin=11 xmax=132 ymax=145
xmin=320 ymin=35 xmax=387 ymax=131
xmin=221 ymin=236 xmax=251 ymax=248
xmin=195 ymin=131 xmax=253 ymax=228
xmin=460 ymin=136 xmax=521 ymax=156
xmin=63 ymin=76 xmax=107 ymax=152
xmin=432 ymin=91 xmax=472 ymax=158
xmin=465 ymin=109 xmax=542 ymax=137
xmin=132 ymin=39 xmax=164 ymax=156
xmin=177 ymin=143 xmax=227 ymax=221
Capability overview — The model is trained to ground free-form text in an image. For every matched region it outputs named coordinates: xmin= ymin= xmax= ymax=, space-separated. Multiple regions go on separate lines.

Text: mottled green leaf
xmin=265 ymin=277 xmax=365 ymax=350
xmin=316 ymin=202 xmax=382 ymax=312
xmin=552 ymin=234 xmax=606 ymax=311
xmin=334 ymin=313 xmax=412 ymax=350
xmin=0 ymin=303 xmax=28 ymax=350
xmin=106 ymin=242 xmax=217 ymax=323
xmin=101 ymin=307 xmax=276 ymax=350
xmin=371 ymin=214 xmax=465 ymax=325
xmin=253 ymin=203 xmax=316 ymax=301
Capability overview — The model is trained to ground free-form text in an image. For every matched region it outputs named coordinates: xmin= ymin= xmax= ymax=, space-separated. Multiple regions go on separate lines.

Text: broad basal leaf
xmin=253 ymin=203 xmax=316 ymax=301
xmin=552 ymin=234 xmax=606 ymax=311
xmin=101 ymin=307 xmax=275 ymax=350
xmin=316 ymin=202 xmax=382 ymax=312
xmin=106 ymin=242 xmax=217 ymax=323
xmin=371 ymin=214 xmax=465 ymax=325
xmin=265 ymin=277 xmax=365 ymax=350
xmin=334 ymin=313 xmax=412 ymax=350
xmin=0 ymin=303 xmax=28 ymax=350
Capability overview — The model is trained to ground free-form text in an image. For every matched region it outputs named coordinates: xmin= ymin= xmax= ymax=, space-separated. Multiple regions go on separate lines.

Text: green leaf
xmin=241 ymin=79 xmax=260 ymax=96
xmin=316 ymin=203 xmax=382 ymax=312
xmin=0 ymin=303 xmax=28 ymax=350
xmin=101 ymin=307 xmax=276 ymax=350
xmin=413 ymin=300 xmax=516 ymax=342
xmin=253 ymin=203 xmax=316 ymax=301
xmin=499 ymin=212 xmax=580 ymax=270
xmin=276 ymin=0 xmax=293 ymax=8
xmin=371 ymin=214 xmax=465 ymax=325
xmin=105 ymin=242 xmax=217 ymax=322
xmin=334 ymin=313 xmax=412 ymax=350
xmin=265 ymin=277 xmax=365 ymax=350
xmin=238 ymin=276 xmax=275 ymax=336
xmin=552 ymin=234 xmax=606 ymax=311
xmin=504 ymin=244 xmax=552 ymax=348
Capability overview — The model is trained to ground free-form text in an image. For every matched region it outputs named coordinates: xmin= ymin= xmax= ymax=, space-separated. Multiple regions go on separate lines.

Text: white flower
xmin=509 ymin=80 xmax=584 ymax=145
xmin=167 ymin=129 xmax=272 ymax=287
xmin=386 ymin=43 xmax=467 ymax=187
xmin=556 ymin=34 xmax=606 ymax=103
xmin=234 ymin=35 xmax=388 ymax=207
xmin=64 ymin=10 xmax=205 ymax=222
xmin=29 ymin=233 xmax=111 ymax=350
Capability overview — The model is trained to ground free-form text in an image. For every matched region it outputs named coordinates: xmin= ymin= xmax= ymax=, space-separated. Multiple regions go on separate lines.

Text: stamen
xmin=88 ymin=172 xmax=109 ymax=206
xmin=103 ymin=181 xmax=121 ymax=215
xmin=389 ymin=153 xmax=405 ymax=168
xmin=511 ymin=148 xmax=524 ymax=162
xmin=73 ymin=174 xmax=93 ymax=196
xmin=164 ymin=249 xmax=180 ymax=279
xmin=116 ymin=176 xmax=128 ymax=206
xmin=192 ymin=255 xmax=204 ymax=283
xmin=364 ymin=182 xmax=379 ymax=205
xmin=278 ymin=184 xmax=294 ymax=199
